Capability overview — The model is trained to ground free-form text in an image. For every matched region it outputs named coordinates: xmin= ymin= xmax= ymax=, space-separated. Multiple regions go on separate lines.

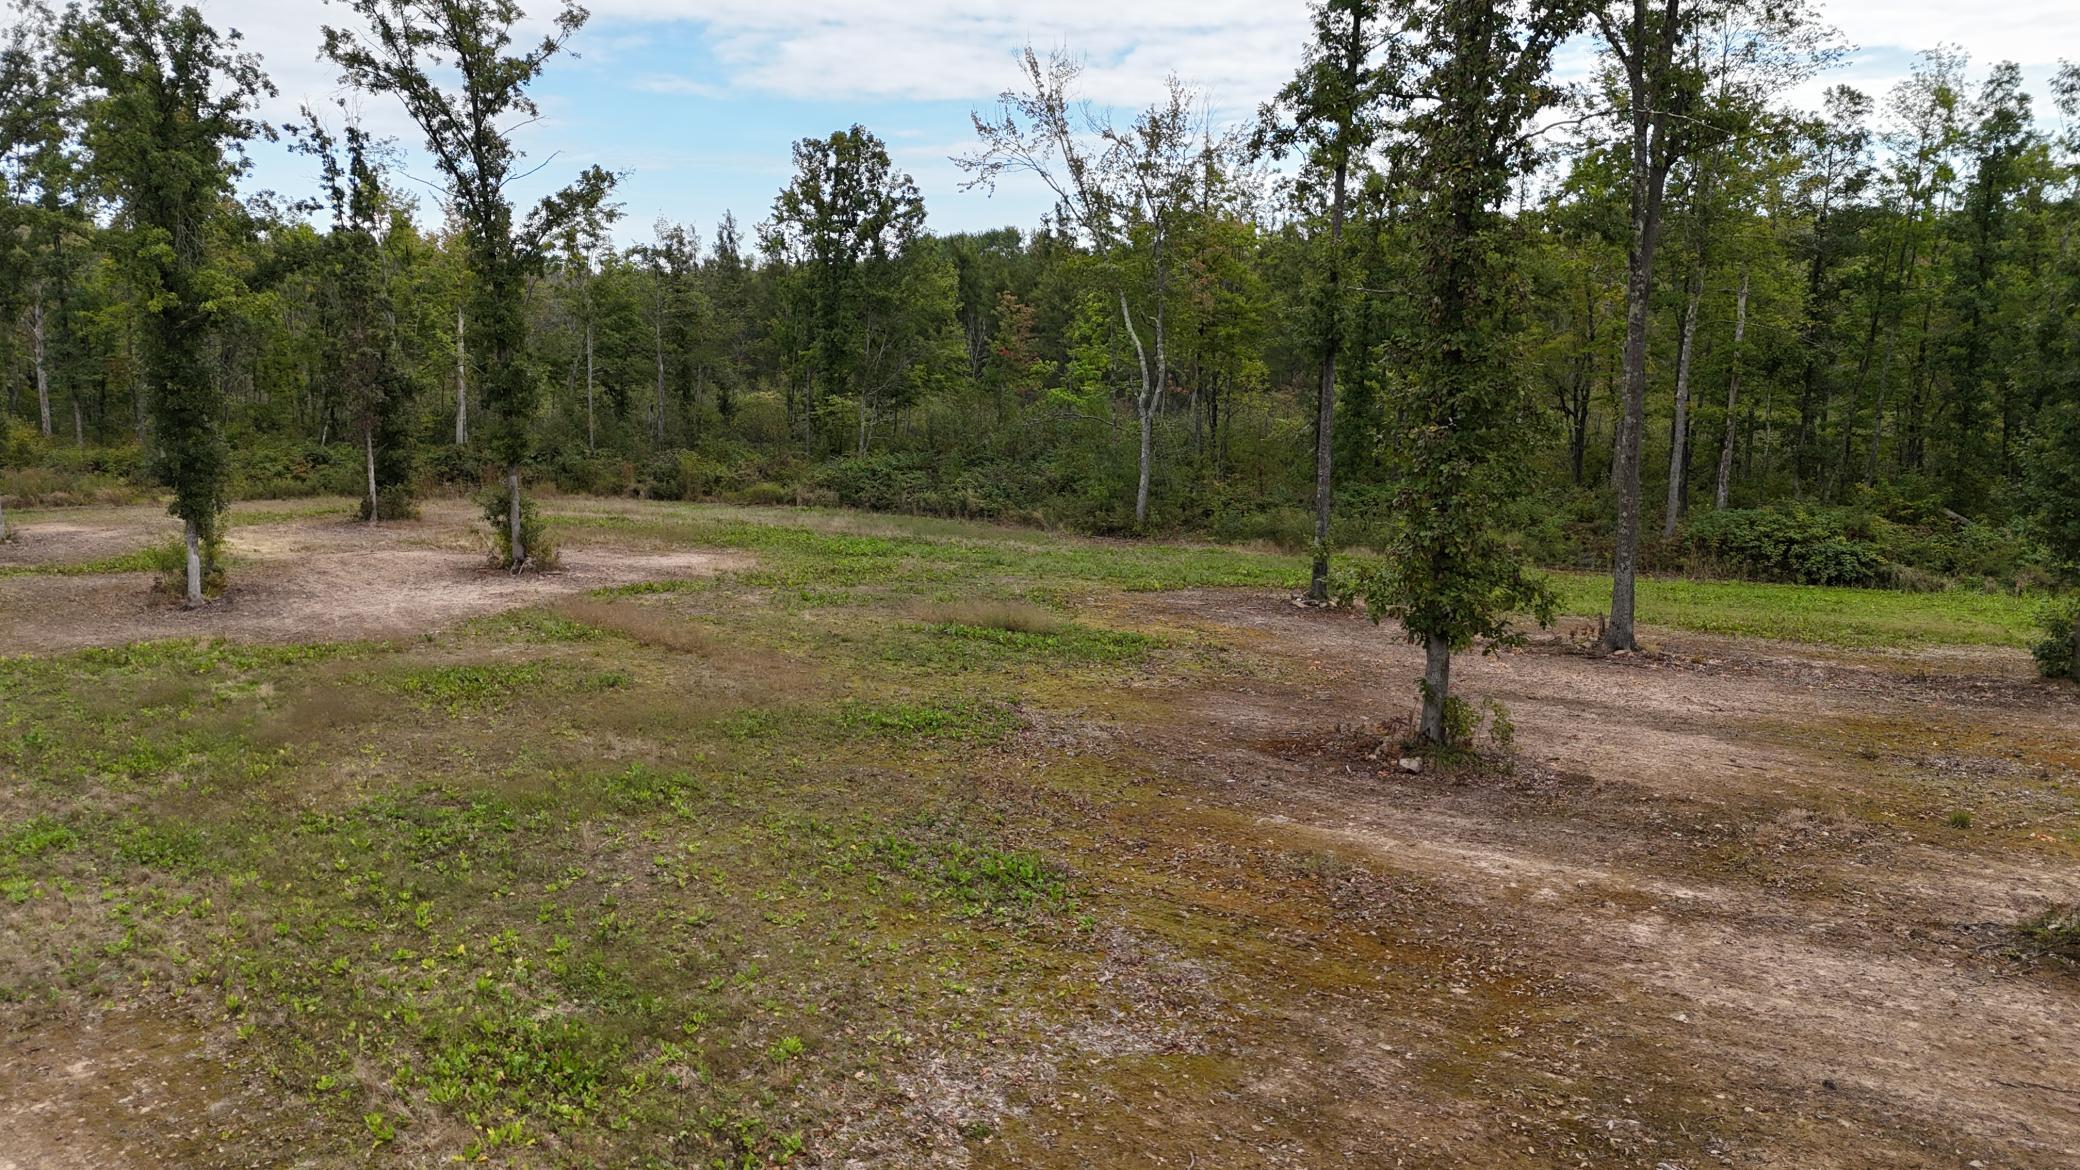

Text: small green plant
xmin=2029 ymin=598 xmax=2079 ymax=680
xmin=145 ymin=532 xmax=227 ymax=599
xmin=364 ymin=1111 xmax=397 ymax=1146
xmin=2017 ymin=903 xmax=2080 ymax=962
xmin=359 ymin=483 xmax=419 ymax=522
xmin=479 ymin=483 xmax=558 ymax=570
xmin=1947 ymin=810 xmax=1974 ymax=829
xmin=766 ymin=1034 xmax=805 ymax=1063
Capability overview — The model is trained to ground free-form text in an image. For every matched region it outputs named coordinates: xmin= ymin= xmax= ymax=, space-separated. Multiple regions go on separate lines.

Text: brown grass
xmin=914 ymin=598 xmax=1064 ymax=636
xmin=551 ymin=598 xmax=721 ymax=655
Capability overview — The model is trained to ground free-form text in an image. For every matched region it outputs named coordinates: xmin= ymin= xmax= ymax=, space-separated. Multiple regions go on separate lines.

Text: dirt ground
xmin=0 ymin=499 xmax=743 ymax=652
xmin=1035 ymin=589 xmax=2080 ymax=1169
xmin=2 ymin=502 xmax=2076 ymax=1167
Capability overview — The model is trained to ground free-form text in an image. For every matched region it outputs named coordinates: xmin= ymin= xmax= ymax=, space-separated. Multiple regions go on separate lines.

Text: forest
xmin=5 ymin=1 xmax=2080 ymax=683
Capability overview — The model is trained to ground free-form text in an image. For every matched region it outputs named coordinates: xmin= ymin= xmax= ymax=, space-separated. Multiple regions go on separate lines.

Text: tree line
xmin=3 ymin=0 xmax=2077 ymax=726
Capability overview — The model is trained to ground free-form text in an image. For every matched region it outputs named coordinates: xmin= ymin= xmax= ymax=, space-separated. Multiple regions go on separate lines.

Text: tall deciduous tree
xmin=760 ymin=125 xmax=928 ymax=455
xmin=322 ymin=0 xmax=617 ymax=569
xmin=1596 ymin=0 xmax=1700 ymax=651
xmin=1255 ymin=0 xmax=1399 ymax=600
xmin=292 ymin=106 xmax=415 ymax=523
xmin=64 ymin=0 xmax=271 ymax=603
xmin=961 ymin=49 xmax=1202 ymax=527
xmin=1346 ymin=0 xmax=1578 ymax=744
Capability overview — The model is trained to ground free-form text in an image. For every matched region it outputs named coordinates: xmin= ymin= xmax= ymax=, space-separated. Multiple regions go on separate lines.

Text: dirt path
xmin=1073 ymin=589 xmax=2080 ymax=1168
xmin=0 ymin=499 xmax=745 ymax=652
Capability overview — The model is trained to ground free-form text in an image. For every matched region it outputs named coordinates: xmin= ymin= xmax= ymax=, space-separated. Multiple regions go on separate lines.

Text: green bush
xmin=359 ymin=484 xmax=420 ymax=521
xmin=146 ymin=531 xmax=227 ymax=599
xmin=1684 ymin=507 xmax=1890 ymax=587
xmin=478 ymin=484 xmax=558 ymax=569
xmin=2031 ymin=598 xmax=2079 ymax=680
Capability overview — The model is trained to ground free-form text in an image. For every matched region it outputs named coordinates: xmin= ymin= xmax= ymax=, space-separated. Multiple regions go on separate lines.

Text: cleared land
xmin=0 ymin=498 xmax=2075 ymax=1169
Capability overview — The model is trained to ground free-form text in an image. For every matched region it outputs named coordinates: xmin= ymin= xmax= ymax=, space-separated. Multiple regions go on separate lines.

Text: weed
xmin=384 ymin=662 xmax=544 ymax=706
xmin=835 ymin=697 xmax=1017 ymax=742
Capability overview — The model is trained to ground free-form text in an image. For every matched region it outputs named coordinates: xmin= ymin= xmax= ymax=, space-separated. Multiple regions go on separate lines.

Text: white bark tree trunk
xmin=184 ymin=517 xmax=202 ymax=606
xmin=1714 ymin=268 xmax=1749 ymax=510
xmin=506 ymin=466 xmax=525 ymax=569
xmin=1662 ymin=268 xmax=1704 ymax=538
xmin=365 ymin=424 xmax=379 ymax=525
xmin=31 ymin=289 xmax=52 ymax=437
xmin=1119 ymin=289 xmax=1155 ymax=527
xmin=454 ymin=304 xmax=469 ymax=446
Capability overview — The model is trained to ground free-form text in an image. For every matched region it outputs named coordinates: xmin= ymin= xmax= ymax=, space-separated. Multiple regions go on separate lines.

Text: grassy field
xmin=2 ymin=499 xmax=2073 ymax=1168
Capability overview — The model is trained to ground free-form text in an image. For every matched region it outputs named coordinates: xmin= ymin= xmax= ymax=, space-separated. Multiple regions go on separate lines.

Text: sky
xmin=180 ymin=0 xmax=2080 ymax=248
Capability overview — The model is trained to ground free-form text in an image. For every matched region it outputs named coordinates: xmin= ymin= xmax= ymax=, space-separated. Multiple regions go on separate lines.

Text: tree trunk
xmin=1419 ymin=633 xmax=1452 ymax=745
xmin=1119 ymin=289 xmax=1154 ymax=527
xmin=654 ymin=315 xmax=668 ymax=444
xmin=506 ymin=465 xmax=525 ymax=569
xmin=454 ymin=304 xmax=469 ymax=446
xmin=72 ymin=393 xmax=84 ymax=447
xmin=31 ymin=289 xmax=52 ymax=437
xmin=584 ymin=316 xmax=596 ymax=455
xmin=1309 ymin=149 xmax=1350 ymax=602
xmin=1662 ymin=267 xmax=1703 ymax=538
xmin=184 ymin=516 xmax=203 ymax=607
xmin=1714 ymin=267 xmax=1748 ymax=510
xmin=2071 ymin=619 xmax=2080 ymax=683
xmin=365 ymin=424 xmax=379 ymax=525
xmin=1600 ymin=0 xmax=1680 ymax=654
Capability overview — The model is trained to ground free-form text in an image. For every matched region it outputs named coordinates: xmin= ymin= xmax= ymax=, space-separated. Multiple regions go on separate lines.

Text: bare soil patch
xmin=0 ymin=498 xmax=745 ymax=652
xmin=1034 ymin=587 xmax=2080 ymax=1168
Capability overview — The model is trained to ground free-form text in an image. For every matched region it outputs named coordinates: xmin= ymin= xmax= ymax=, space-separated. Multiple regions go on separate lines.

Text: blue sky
xmin=205 ymin=0 xmax=2080 ymax=249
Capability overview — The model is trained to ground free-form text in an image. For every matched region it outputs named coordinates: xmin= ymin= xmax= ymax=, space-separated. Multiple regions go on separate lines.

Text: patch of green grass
xmin=588 ymin=578 xmax=718 ymax=598
xmin=922 ymin=620 xmax=1157 ymax=664
xmin=0 ymin=545 xmax=162 ymax=578
xmin=1545 ymin=572 xmax=2042 ymax=649
xmin=114 ymin=819 xmax=213 ymax=871
xmin=382 ymin=662 xmax=545 ymax=706
xmin=466 ymin=610 xmax=604 ymax=643
xmin=3 ymin=815 xmax=77 ymax=858
xmin=872 ymin=833 xmax=1071 ymax=917
xmin=834 ymin=697 xmax=1017 ymax=743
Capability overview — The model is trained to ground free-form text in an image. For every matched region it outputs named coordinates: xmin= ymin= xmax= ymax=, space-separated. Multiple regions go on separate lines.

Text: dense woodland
xmin=3 ymin=0 xmax=2078 ymax=708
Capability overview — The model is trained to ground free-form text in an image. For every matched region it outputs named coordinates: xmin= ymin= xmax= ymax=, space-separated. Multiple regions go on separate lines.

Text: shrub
xmin=2030 ymin=598 xmax=2079 ymax=680
xmin=477 ymin=484 xmax=558 ymax=569
xmin=736 ymin=480 xmax=792 ymax=506
xmin=359 ymin=484 xmax=420 ymax=522
xmin=2017 ymin=902 xmax=2080 ymax=962
xmin=1683 ymin=507 xmax=1890 ymax=587
xmin=146 ymin=531 xmax=227 ymax=599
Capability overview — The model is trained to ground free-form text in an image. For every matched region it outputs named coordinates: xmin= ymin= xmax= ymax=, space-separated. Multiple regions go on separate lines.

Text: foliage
xmin=2030 ymin=598 xmax=2079 ymax=680
xmin=1342 ymin=0 xmax=1574 ymax=743
xmin=478 ymin=482 xmax=556 ymax=569
xmin=63 ymin=0 xmax=273 ymax=593
xmin=1684 ymin=507 xmax=1889 ymax=586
